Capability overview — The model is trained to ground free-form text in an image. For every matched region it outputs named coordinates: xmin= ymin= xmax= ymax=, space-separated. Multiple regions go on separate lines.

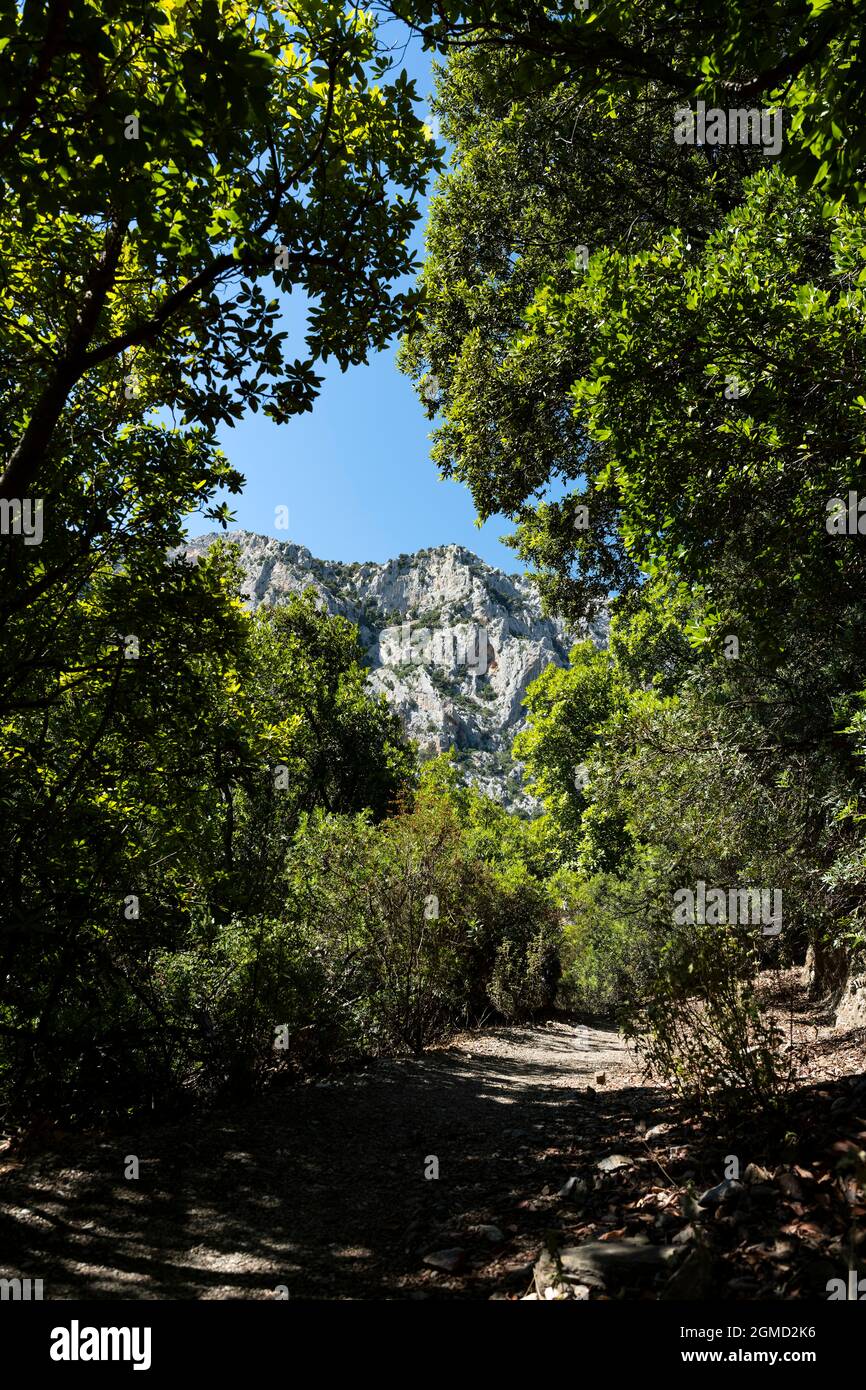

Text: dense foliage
xmin=6 ymin=0 xmax=866 ymax=1134
xmin=0 ymin=2 xmax=561 ymax=1127
xmin=391 ymin=0 xmax=866 ymax=205
xmin=402 ymin=7 xmax=866 ymax=1117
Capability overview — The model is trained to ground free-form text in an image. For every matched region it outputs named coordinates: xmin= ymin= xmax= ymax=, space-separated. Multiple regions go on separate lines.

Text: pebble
xmin=422 ymin=1247 xmax=465 ymax=1273
xmin=558 ymin=1175 xmax=588 ymax=1200
xmin=699 ymin=1179 xmax=743 ymax=1209
xmin=475 ymin=1224 xmax=505 ymax=1244
xmin=597 ymin=1153 xmax=632 ymax=1173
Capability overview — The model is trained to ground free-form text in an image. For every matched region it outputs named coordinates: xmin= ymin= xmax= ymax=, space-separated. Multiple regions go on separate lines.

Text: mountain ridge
xmin=183 ymin=530 xmax=603 ymax=810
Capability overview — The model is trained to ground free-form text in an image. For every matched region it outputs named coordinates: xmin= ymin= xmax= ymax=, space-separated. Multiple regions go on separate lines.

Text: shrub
xmin=151 ymin=915 xmax=351 ymax=1098
xmin=555 ymin=870 xmax=642 ymax=1015
xmin=484 ymin=871 xmax=561 ymax=1019
xmin=620 ymin=921 xmax=790 ymax=1121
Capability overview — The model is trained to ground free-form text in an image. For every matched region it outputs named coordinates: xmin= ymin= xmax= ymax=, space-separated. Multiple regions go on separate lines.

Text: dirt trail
xmin=0 ymin=1021 xmax=656 ymax=1300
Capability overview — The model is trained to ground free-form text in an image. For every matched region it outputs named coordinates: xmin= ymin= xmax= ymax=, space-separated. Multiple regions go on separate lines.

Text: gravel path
xmin=0 ymin=1021 xmax=653 ymax=1300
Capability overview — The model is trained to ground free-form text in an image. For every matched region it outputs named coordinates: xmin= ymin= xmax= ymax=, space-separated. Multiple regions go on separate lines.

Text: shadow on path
xmin=0 ymin=1021 xmax=662 ymax=1300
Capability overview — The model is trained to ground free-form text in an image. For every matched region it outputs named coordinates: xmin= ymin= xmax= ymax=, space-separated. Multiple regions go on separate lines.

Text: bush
xmin=551 ymin=863 xmax=790 ymax=1119
xmin=1 ymin=757 xmax=564 ymax=1124
xmin=151 ymin=915 xmax=348 ymax=1098
xmin=620 ymin=920 xmax=790 ymax=1121
xmin=555 ymin=870 xmax=643 ymax=1015
xmin=484 ymin=872 xmax=561 ymax=1019
xmin=289 ymin=794 xmax=560 ymax=1052
xmin=288 ymin=799 xmax=481 ymax=1053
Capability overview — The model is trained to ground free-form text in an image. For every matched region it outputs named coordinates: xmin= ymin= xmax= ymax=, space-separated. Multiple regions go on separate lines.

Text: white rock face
xmin=182 ymin=531 xmax=605 ymax=811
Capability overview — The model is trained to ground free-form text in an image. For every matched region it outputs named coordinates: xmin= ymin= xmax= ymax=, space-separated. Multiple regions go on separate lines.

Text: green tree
xmin=513 ymin=639 xmax=624 ymax=854
xmin=0 ymin=0 xmax=439 ymax=745
xmin=399 ymin=40 xmax=753 ymax=623
xmin=390 ymin=0 xmax=866 ymax=204
xmin=0 ymin=0 xmax=437 ymax=504
xmin=0 ymin=556 xmax=417 ymax=1120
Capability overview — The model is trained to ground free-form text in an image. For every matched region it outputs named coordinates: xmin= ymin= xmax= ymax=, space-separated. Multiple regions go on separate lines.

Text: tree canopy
xmin=389 ymin=0 xmax=866 ymax=204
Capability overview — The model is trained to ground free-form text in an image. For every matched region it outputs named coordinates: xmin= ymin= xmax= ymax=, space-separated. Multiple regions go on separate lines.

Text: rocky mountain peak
xmin=183 ymin=530 xmax=604 ymax=811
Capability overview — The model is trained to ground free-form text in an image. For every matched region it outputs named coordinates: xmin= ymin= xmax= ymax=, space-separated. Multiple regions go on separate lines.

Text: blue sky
xmin=184 ymin=31 xmax=521 ymax=575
